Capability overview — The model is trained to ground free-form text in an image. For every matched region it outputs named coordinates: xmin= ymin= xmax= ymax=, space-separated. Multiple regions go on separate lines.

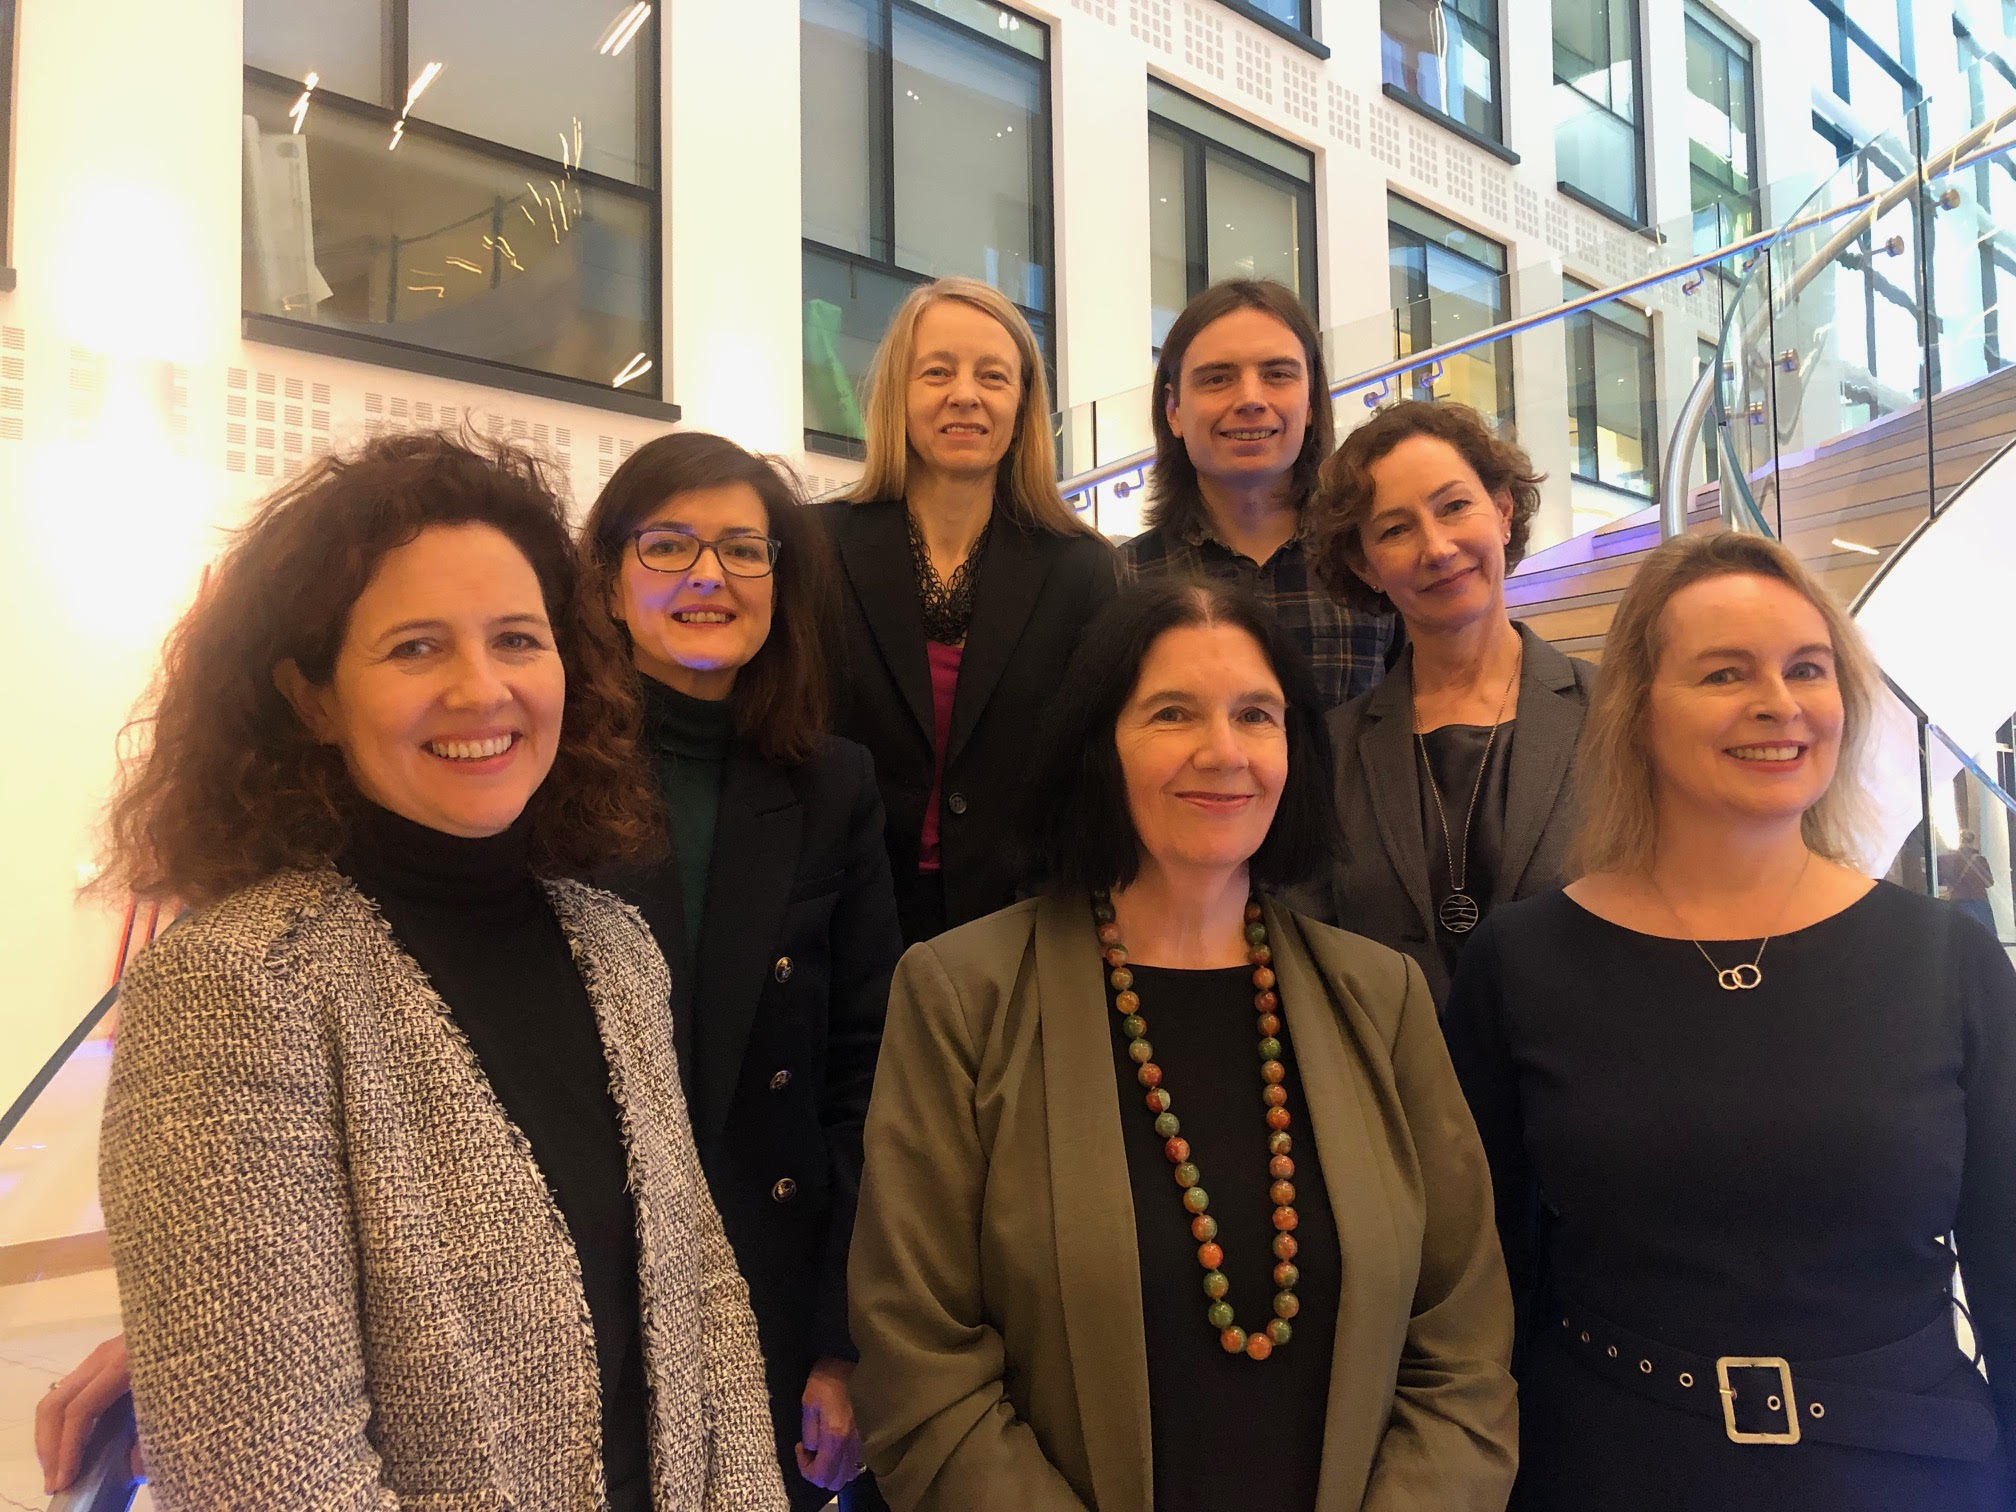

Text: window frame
xmin=239 ymin=10 xmax=668 ymax=414
xmin=1387 ymin=192 xmax=1515 ymax=432
xmin=1682 ymin=3 xmax=1760 ymax=253
xmin=1211 ymin=0 xmax=1329 ymax=58
xmin=1552 ymin=0 xmax=1649 ymax=229
xmin=1379 ymin=0 xmax=1511 ymax=153
xmin=0 ymin=0 xmax=15 ymax=287
xmin=799 ymin=0 xmax=1056 ymax=457
xmin=1148 ymin=81 xmax=1320 ymax=354
xmin=1562 ymin=275 xmax=1660 ymax=500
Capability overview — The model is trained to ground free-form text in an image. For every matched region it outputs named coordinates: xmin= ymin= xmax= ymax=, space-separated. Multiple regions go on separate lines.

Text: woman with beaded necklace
xmin=848 ymin=579 xmax=1516 ymax=1512
xmin=820 ymin=276 xmax=1116 ymax=946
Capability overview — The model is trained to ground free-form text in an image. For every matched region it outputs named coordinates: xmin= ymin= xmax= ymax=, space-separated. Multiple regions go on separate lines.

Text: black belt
xmin=1548 ymin=1298 xmax=1999 ymax=1460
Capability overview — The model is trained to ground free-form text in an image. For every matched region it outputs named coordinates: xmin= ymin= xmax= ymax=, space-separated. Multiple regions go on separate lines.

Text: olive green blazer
xmin=849 ymin=892 xmax=1517 ymax=1512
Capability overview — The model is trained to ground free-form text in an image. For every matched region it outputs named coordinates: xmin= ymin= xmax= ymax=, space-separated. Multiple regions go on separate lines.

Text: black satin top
xmin=1415 ymin=720 xmax=1517 ymax=985
xmin=337 ymin=800 xmax=651 ymax=1511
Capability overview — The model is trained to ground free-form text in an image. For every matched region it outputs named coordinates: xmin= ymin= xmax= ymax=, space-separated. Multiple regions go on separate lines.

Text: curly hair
xmin=581 ymin=431 xmax=838 ymax=766
xmin=1309 ymin=399 xmax=1545 ymax=615
xmin=102 ymin=432 xmax=662 ymax=905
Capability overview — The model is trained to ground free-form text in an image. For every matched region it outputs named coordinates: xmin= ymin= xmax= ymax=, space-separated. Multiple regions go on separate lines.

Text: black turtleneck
xmin=638 ymin=673 xmax=734 ymax=954
xmin=337 ymin=801 xmax=651 ymax=1511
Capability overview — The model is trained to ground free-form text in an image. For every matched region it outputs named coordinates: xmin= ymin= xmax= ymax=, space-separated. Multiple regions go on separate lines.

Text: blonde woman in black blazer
xmin=83 ymin=436 xmax=784 ymax=1511
xmin=822 ymin=276 xmax=1116 ymax=945
xmin=1307 ymin=401 xmax=1593 ymax=1006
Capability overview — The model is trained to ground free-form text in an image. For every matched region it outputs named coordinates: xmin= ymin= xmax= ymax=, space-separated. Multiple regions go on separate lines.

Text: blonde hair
xmin=1572 ymin=532 xmax=1881 ymax=875
xmin=846 ymin=277 xmax=1092 ymax=536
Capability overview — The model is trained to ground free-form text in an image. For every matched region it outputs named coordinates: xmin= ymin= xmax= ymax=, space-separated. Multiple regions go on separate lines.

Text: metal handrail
xmin=1059 ymin=120 xmax=2016 ymax=510
xmin=1659 ymin=105 xmax=2016 ymax=537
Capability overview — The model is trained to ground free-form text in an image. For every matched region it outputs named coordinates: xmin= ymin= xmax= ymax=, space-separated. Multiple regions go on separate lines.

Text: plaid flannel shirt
xmin=1117 ymin=513 xmax=1398 ymax=711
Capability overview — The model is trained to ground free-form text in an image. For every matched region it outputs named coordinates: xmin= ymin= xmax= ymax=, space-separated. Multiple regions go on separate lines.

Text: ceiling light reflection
xmin=599 ymin=3 xmax=652 ymax=57
xmin=613 ymin=353 xmax=653 ymax=388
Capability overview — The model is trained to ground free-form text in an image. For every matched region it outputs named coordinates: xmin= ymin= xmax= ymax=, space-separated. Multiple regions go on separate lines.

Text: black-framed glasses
xmin=630 ymin=528 xmax=783 ymax=578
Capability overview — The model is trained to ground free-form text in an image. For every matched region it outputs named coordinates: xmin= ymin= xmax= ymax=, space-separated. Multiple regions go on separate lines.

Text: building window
xmin=1382 ymin=0 xmax=1504 ymax=144
xmin=1222 ymin=0 xmax=1315 ymax=42
xmin=1564 ymin=276 xmax=1658 ymax=498
xmin=1684 ymin=5 xmax=1757 ymax=255
xmin=241 ymin=0 xmax=662 ymax=400
xmin=1148 ymin=81 xmax=1318 ymax=353
xmin=1812 ymin=0 xmax=1916 ymax=143
xmin=1388 ymin=194 xmax=1513 ymax=434
xmin=0 ymin=0 xmax=13 ymax=277
xmin=800 ymin=0 xmax=1052 ymax=447
xmin=1553 ymin=0 xmax=1645 ymax=226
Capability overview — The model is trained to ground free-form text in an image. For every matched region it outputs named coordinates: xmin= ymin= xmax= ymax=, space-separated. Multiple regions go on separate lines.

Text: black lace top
xmin=907 ymin=508 xmax=992 ymax=644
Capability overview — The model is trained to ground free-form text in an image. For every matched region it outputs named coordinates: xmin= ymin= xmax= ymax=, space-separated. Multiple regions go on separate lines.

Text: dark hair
xmin=581 ymin=431 xmax=838 ymax=766
xmin=1148 ymin=280 xmax=1333 ymax=535
xmin=103 ymin=432 xmax=660 ymax=905
xmin=1019 ymin=579 xmax=1339 ymax=896
xmin=1310 ymin=398 xmax=1544 ymax=614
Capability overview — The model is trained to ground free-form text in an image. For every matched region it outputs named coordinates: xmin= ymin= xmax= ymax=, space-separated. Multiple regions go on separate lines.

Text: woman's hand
xmin=794 ymin=1355 xmax=864 ymax=1491
xmin=34 ymin=1333 xmax=141 ymax=1492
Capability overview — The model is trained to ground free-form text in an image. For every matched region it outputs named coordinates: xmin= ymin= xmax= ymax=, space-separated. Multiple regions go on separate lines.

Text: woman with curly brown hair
xmin=1305 ymin=399 xmax=1594 ymax=1008
xmin=81 ymin=433 xmax=787 ymax=1511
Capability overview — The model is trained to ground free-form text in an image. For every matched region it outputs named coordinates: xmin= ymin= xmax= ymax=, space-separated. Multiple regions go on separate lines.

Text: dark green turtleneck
xmin=638 ymin=674 xmax=735 ymax=952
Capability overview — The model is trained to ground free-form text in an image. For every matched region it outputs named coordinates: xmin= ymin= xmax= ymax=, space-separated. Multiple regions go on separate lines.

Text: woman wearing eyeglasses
xmin=583 ymin=431 xmax=906 ymax=1511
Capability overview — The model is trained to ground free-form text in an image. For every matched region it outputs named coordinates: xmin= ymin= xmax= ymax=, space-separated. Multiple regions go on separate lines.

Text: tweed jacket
xmin=848 ymin=892 xmax=1518 ymax=1512
xmin=99 ymin=867 xmax=788 ymax=1512
xmin=1323 ymin=623 xmax=1597 ymax=1007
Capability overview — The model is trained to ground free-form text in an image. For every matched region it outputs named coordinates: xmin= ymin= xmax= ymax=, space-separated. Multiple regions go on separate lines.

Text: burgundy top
xmin=918 ymin=641 xmax=963 ymax=872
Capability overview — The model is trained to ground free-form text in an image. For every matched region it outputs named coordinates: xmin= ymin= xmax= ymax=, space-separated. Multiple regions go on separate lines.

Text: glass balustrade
xmin=1710 ymin=47 xmax=2016 ymax=614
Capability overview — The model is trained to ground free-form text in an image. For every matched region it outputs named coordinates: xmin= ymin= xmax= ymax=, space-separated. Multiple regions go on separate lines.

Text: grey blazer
xmin=99 ymin=868 xmax=789 ymax=1512
xmin=1324 ymin=623 xmax=1596 ymax=1006
xmin=848 ymin=892 xmax=1517 ymax=1512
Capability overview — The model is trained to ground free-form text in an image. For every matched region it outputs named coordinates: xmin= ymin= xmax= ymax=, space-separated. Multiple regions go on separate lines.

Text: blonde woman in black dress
xmin=1444 ymin=532 xmax=2015 ymax=1510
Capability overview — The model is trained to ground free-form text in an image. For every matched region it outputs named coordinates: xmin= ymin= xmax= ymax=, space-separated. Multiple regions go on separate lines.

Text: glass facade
xmin=1564 ymin=276 xmax=1658 ymax=498
xmin=799 ymin=0 xmax=1052 ymax=444
xmin=240 ymin=0 xmax=660 ymax=396
xmin=1960 ymin=28 xmax=2016 ymax=373
xmin=1553 ymin=0 xmax=1645 ymax=224
xmin=1684 ymin=5 xmax=1757 ymax=255
xmin=1388 ymin=193 xmax=1513 ymax=433
xmin=1235 ymin=0 xmax=1313 ymax=33
xmin=1381 ymin=0 xmax=1504 ymax=142
xmin=1147 ymin=81 xmax=1318 ymax=352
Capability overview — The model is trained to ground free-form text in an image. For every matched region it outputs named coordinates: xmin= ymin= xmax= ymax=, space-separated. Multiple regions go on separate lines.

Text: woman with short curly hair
xmin=90 ymin=432 xmax=787 ymax=1511
xmin=1304 ymin=398 xmax=1593 ymax=1007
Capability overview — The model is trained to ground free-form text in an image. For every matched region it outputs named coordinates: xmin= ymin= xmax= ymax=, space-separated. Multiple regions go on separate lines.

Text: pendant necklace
xmin=1093 ymin=892 xmax=1301 ymax=1361
xmin=1415 ymin=639 xmax=1522 ymax=936
xmin=1648 ymin=850 xmax=1812 ymax=991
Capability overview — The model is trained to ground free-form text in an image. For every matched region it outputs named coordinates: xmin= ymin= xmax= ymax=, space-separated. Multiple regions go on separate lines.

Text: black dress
xmin=1107 ymin=964 xmax=1339 ymax=1511
xmin=1443 ymin=884 xmax=2016 ymax=1510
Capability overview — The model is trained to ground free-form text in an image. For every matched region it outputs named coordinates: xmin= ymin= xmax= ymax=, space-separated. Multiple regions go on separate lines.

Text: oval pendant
xmin=1717 ymin=963 xmax=1762 ymax=991
xmin=1438 ymin=892 xmax=1480 ymax=934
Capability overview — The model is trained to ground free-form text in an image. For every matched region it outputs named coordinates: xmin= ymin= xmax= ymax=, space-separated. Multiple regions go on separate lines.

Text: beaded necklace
xmin=1093 ymin=892 xmax=1302 ymax=1360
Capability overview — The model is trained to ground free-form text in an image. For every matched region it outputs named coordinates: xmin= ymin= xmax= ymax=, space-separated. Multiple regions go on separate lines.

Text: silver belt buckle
xmin=1715 ymin=1356 xmax=1801 ymax=1444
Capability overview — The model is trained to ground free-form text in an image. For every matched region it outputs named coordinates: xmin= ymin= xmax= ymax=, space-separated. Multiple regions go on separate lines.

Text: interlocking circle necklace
xmin=1649 ymin=851 xmax=1812 ymax=992
xmin=1414 ymin=640 xmax=1522 ymax=936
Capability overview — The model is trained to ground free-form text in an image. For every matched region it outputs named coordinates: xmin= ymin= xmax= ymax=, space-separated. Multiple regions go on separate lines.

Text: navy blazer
xmin=820 ymin=497 xmax=1118 ymax=940
xmin=606 ymin=732 xmax=901 ymax=1394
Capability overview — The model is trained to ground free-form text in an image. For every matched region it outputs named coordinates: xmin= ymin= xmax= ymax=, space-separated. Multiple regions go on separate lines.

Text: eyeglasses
xmin=630 ymin=528 xmax=782 ymax=578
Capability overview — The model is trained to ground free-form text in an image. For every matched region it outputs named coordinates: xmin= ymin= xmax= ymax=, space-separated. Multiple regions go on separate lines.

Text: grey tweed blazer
xmin=99 ymin=868 xmax=789 ymax=1512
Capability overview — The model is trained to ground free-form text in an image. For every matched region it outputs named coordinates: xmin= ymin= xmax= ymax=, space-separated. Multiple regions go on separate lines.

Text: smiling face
xmin=904 ymin=299 xmax=1023 ymax=482
xmin=1646 ymin=572 xmax=1845 ymax=837
xmin=1352 ymin=434 xmax=1514 ymax=636
xmin=1164 ymin=307 xmax=1312 ymax=500
xmin=611 ymin=481 xmax=776 ymax=701
xmin=285 ymin=523 xmax=565 ymax=838
xmin=1116 ymin=622 xmax=1289 ymax=881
